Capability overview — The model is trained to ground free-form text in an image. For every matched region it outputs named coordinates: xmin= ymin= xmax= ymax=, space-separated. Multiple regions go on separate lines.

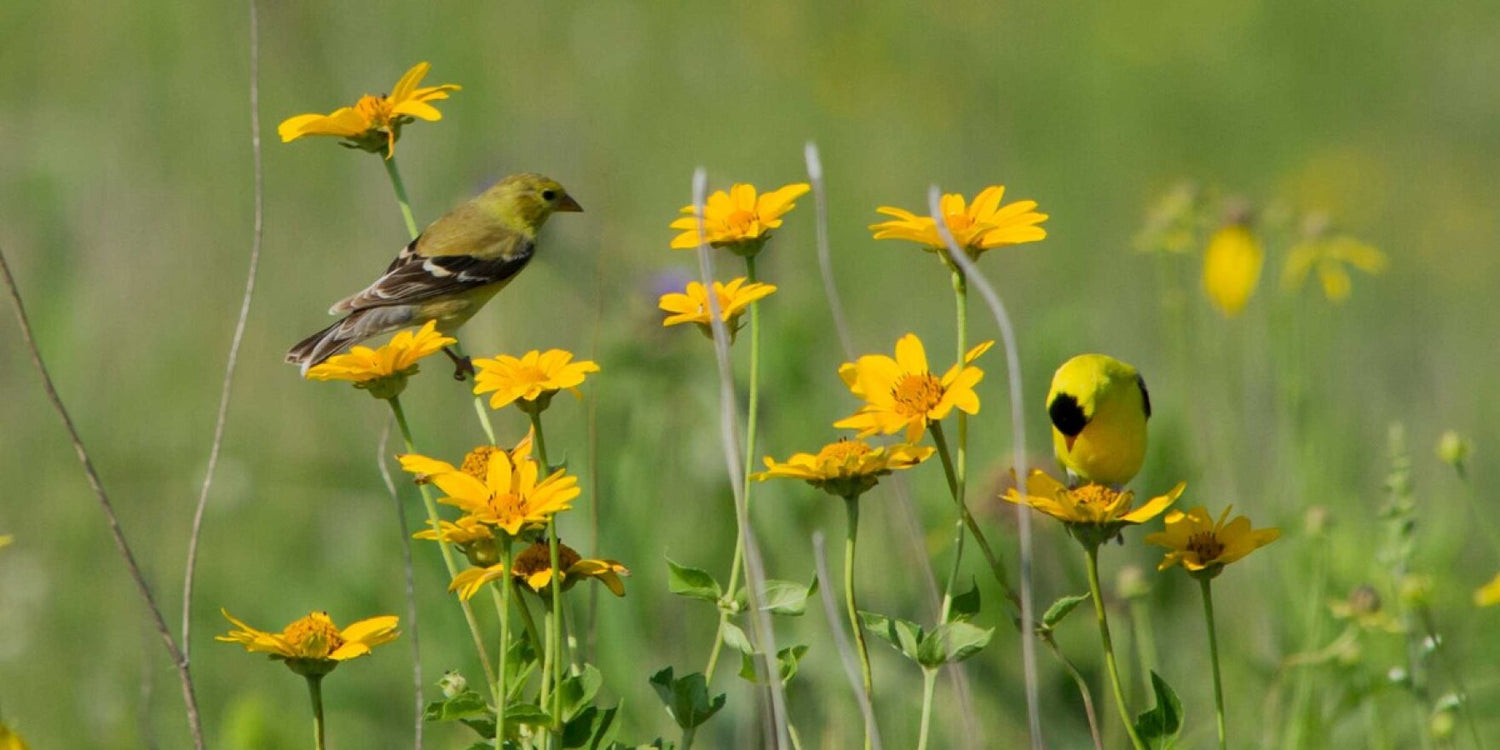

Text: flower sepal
xmin=356 ymin=370 xmax=411 ymax=400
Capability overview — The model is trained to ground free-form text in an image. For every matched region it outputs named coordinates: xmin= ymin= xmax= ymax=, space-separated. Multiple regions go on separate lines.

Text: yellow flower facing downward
xmin=669 ymin=182 xmax=811 ymax=255
xmin=1475 ymin=573 xmax=1500 ymax=607
xmin=835 ymin=333 xmax=992 ymax=443
xmin=446 ymin=541 xmax=629 ymax=601
xmin=871 ymin=185 xmax=1048 ymax=260
xmin=305 ymin=320 xmax=455 ymax=398
xmin=1003 ymin=469 xmax=1184 ymax=548
xmin=279 ymin=61 xmax=461 ymax=158
xmin=659 ymin=277 xmax=777 ymax=341
xmin=473 ymin=349 xmax=599 ymax=413
xmin=1145 ymin=505 xmax=1280 ymax=580
xmin=753 ymin=438 xmax=934 ymax=498
xmin=217 ymin=609 xmax=399 ymax=677
xmin=405 ymin=446 xmax=578 ymax=537
xmin=1282 ymin=233 xmax=1386 ymax=303
xmin=1202 ymin=224 xmax=1263 ymax=318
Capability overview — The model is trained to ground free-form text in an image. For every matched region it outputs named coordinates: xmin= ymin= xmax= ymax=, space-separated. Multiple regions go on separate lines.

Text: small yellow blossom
xmin=0 ymin=723 xmax=30 ymax=750
xmin=753 ymin=438 xmax=933 ymax=498
xmin=305 ymin=320 xmax=455 ymax=398
xmin=404 ymin=445 xmax=578 ymax=537
xmin=278 ymin=62 xmax=460 ymax=158
xmin=512 ymin=541 xmax=629 ymax=597
xmin=659 ymin=278 xmax=777 ymax=340
xmin=1281 ymin=233 xmax=1386 ymax=303
xmin=473 ymin=349 xmax=599 ymax=413
xmin=871 ymin=185 xmax=1047 ymax=260
xmin=1202 ymin=224 xmax=1263 ymax=318
xmin=1144 ymin=505 xmax=1279 ymax=579
xmin=1004 ymin=470 xmax=1184 ymax=549
xmin=835 ymin=334 xmax=992 ymax=443
xmin=1475 ymin=573 xmax=1500 ymax=607
xmin=217 ymin=609 xmax=399 ymax=677
xmin=669 ymin=182 xmax=810 ymax=255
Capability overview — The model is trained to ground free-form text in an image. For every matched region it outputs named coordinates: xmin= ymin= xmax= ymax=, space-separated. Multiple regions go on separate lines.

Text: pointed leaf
xmin=949 ymin=578 xmax=981 ymax=623
xmin=561 ymin=705 xmax=620 ymax=749
xmin=721 ymin=621 xmax=754 ymax=655
xmin=558 ymin=664 xmax=605 ymax=722
xmin=649 ymin=667 xmax=726 ymax=730
xmin=917 ymin=622 xmax=994 ymax=667
xmin=1042 ymin=593 xmax=1092 ymax=628
xmin=757 ymin=576 xmax=819 ymax=616
xmin=424 ymin=690 xmax=489 ymax=722
xmin=666 ymin=558 xmax=722 ymax=602
xmin=859 ymin=611 xmax=925 ymax=663
xmin=1134 ymin=671 xmax=1184 ymax=749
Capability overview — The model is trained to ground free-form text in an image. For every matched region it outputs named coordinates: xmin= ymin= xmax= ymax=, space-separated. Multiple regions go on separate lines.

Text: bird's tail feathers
xmin=285 ymin=306 xmax=415 ymax=376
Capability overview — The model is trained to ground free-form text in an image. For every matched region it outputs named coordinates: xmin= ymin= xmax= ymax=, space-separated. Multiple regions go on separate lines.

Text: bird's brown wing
xmin=329 ymin=236 xmax=535 ymax=313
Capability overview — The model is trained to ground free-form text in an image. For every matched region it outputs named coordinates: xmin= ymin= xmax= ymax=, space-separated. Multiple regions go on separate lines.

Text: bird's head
xmin=481 ymin=173 xmax=583 ymax=234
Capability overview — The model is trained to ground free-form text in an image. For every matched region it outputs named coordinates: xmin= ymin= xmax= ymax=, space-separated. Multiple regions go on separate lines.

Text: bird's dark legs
xmin=442 ymin=346 xmax=474 ymax=381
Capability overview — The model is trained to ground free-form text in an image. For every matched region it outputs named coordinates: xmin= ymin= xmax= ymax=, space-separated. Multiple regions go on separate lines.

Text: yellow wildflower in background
xmin=473 ymin=349 xmax=599 ymax=413
xmin=0 ymin=534 xmax=11 ymax=550
xmin=407 ymin=445 xmax=579 ymax=536
xmin=1282 ymin=233 xmax=1386 ymax=302
xmin=659 ymin=278 xmax=777 ymax=340
xmin=1133 ymin=181 xmax=1202 ymax=254
xmin=871 ymin=185 xmax=1047 ymax=260
xmin=754 ymin=438 xmax=933 ymax=498
xmin=835 ymin=333 xmax=992 ymax=443
xmin=1202 ymin=223 xmax=1263 ymax=317
xmin=512 ymin=540 xmax=629 ymax=596
xmin=278 ymin=61 xmax=460 ymax=158
xmin=669 ymin=182 xmax=810 ymax=255
xmin=0 ymin=723 xmax=30 ymax=750
xmin=1475 ymin=573 xmax=1500 ymax=607
xmin=1144 ymin=506 xmax=1280 ymax=579
xmin=217 ymin=609 xmax=399 ymax=676
xmin=305 ymin=320 xmax=455 ymax=398
xmin=1004 ymin=469 xmax=1183 ymax=549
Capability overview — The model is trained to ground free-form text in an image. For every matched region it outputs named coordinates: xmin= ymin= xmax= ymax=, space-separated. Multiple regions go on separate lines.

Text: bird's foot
xmin=442 ymin=347 xmax=475 ymax=382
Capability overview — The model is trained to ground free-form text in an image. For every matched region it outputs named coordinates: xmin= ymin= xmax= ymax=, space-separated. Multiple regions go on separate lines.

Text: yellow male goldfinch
xmin=1047 ymin=354 xmax=1151 ymax=487
xmin=287 ymin=173 xmax=582 ymax=374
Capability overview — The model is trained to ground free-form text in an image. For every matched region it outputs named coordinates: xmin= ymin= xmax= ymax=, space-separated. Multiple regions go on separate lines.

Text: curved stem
xmin=383 ymin=155 xmax=420 ymax=240
xmin=497 ymin=538 xmax=513 ymax=750
xmin=306 ymin=675 xmax=326 ymax=750
xmin=472 ymin=394 xmax=497 ymax=445
xmin=1085 ymin=546 xmax=1145 ymax=750
xmin=1199 ymin=578 xmax=1227 ymax=750
xmin=843 ymin=495 xmax=873 ymax=750
xmin=929 ymin=422 xmax=1019 ymax=609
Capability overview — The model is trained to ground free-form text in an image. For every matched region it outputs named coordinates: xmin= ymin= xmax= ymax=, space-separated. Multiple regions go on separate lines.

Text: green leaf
xmin=917 ymin=622 xmax=994 ymax=667
xmin=649 ymin=667 xmax=726 ymax=730
xmin=503 ymin=637 xmax=540 ymax=701
xmin=666 ymin=558 xmax=722 ymax=602
xmin=1042 ymin=593 xmax=1092 ymax=629
xmin=757 ymin=576 xmax=819 ymax=616
xmin=561 ymin=705 xmax=620 ymax=749
xmin=424 ymin=690 xmax=489 ymax=722
xmin=721 ymin=621 xmax=754 ymax=655
xmin=500 ymin=703 xmax=553 ymax=738
xmin=558 ymin=664 xmax=605 ymax=722
xmin=1134 ymin=671 xmax=1184 ymax=749
xmin=859 ymin=611 xmax=924 ymax=663
xmin=739 ymin=645 xmax=810 ymax=684
xmin=949 ymin=578 xmax=981 ymax=623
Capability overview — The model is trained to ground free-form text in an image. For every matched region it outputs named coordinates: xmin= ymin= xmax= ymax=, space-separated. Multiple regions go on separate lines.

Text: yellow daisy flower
xmin=870 ymin=185 xmax=1048 ymax=260
xmin=1144 ymin=505 xmax=1280 ymax=579
xmin=399 ymin=432 xmax=536 ymax=485
xmin=1475 ymin=572 xmax=1500 ymax=607
xmin=1201 ymin=224 xmax=1263 ymax=318
xmin=1281 ymin=233 xmax=1386 ymax=303
xmin=834 ymin=333 xmax=992 ymax=443
xmin=305 ymin=320 xmax=455 ymax=398
xmin=512 ymin=540 xmax=629 ymax=597
xmin=659 ymin=277 xmax=777 ymax=341
xmin=669 ymin=182 xmax=811 ymax=255
xmin=1003 ymin=469 xmax=1184 ymax=549
xmin=216 ymin=609 xmax=399 ymax=677
xmin=753 ymin=438 xmax=934 ymax=498
xmin=410 ymin=445 xmax=579 ymax=537
xmin=473 ymin=349 xmax=599 ymax=413
xmin=278 ymin=61 xmax=461 ymax=158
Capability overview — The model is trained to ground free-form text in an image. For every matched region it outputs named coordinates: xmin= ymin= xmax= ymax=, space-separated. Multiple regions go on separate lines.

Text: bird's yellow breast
xmin=1048 ymin=354 xmax=1150 ymax=487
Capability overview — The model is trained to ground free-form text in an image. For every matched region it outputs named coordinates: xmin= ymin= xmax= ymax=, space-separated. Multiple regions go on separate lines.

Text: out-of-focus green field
xmin=2 ymin=1 xmax=1498 ymax=747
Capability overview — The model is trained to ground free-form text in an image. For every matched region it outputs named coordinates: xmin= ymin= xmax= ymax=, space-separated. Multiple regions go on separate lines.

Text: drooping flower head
xmin=659 ymin=277 xmax=777 ymax=342
xmin=753 ymin=438 xmax=934 ymax=499
xmin=1201 ymin=223 xmax=1263 ymax=318
xmin=670 ymin=182 xmax=811 ymax=256
xmin=1144 ymin=505 xmax=1280 ymax=580
xmin=444 ymin=541 xmax=629 ymax=601
xmin=834 ymin=333 xmax=991 ymax=443
xmin=871 ymin=185 xmax=1047 ymax=261
xmin=1281 ymin=229 xmax=1386 ymax=303
xmin=473 ymin=349 xmax=599 ymax=414
xmin=402 ymin=445 xmax=578 ymax=537
xmin=305 ymin=320 xmax=455 ymax=399
xmin=217 ymin=609 xmax=399 ymax=677
xmin=278 ymin=62 xmax=461 ymax=158
xmin=1003 ymin=469 xmax=1184 ymax=550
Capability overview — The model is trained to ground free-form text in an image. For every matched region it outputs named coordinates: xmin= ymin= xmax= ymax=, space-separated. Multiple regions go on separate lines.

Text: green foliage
xmin=649 ymin=667 xmax=726 ymax=730
xmin=1133 ymin=672 xmax=1184 ymax=750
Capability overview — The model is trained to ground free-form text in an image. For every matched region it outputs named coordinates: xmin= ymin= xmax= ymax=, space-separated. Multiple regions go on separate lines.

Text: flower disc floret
xmin=870 ymin=185 xmax=1048 ymax=260
xmin=278 ymin=62 xmax=461 ymax=158
xmin=473 ymin=349 xmax=599 ymax=412
xmin=670 ymin=182 xmax=810 ymax=255
xmin=1144 ymin=505 xmax=1280 ymax=579
xmin=835 ymin=334 xmax=992 ymax=443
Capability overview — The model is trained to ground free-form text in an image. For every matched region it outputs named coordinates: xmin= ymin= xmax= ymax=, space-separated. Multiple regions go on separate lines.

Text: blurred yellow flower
xmin=0 ymin=723 xmax=30 ymax=750
xmin=512 ymin=540 xmax=629 ymax=596
xmin=1003 ymin=470 xmax=1183 ymax=548
xmin=871 ymin=185 xmax=1047 ymax=260
xmin=1201 ymin=224 xmax=1263 ymax=318
xmin=414 ymin=514 xmax=496 ymax=546
xmin=1133 ymin=181 xmax=1202 ymax=255
xmin=1475 ymin=573 xmax=1500 ymax=607
xmin=473 ymin=349 xmax=599 ymax=412
xmin=1281 ymin=234 xmax=1386 ymax=303
xmin=1144 ymin=505 xmax=1280 ymax=579
xmin=305 ymin=320 xmax=455 ymax=398
xmin=659 ymin=277 xmax=777 ymax=340
xmin=217 ymin=609 xmax=399 ymax=676
xmin=406 ymin=444 xmax=578 ymax=536
xmin=753 ymin=438 xmax=933 ymax=498
xmin=669 ymin=182 xmax=810 ymax=254
xmin=0 ymin=534 xmax=11 ymax=550
xmin=835 ymin=334 xmax=991 ymax=443
xmin=278 ymin=61 xmax=460 ymax=158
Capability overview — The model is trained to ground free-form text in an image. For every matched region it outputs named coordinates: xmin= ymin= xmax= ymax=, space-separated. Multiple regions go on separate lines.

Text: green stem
xmin=388 ymin=395 xmax=498 ymax=691
xmin=382 ymin=154 xmax=420 ymax=240
xmin=842 ymin=495 xmax=874 ymax=750
xmin=681 ymin=725 xmax=696 ymax=750
xmin=917 ymin=667 xmax=937 ymax=750
xmin=528 ymin=409 xmax=565 ymax=736
xmin=929 ymin=422 xmax=1020 ymax=609
xmin=1040 ymin=635 xmax=1105 ymax=750
xmin=1085 ymin=546 xmax=1145 ymax=750
xmin=514 ymin=586 xmax=545 ymax=662
xmin=1199 ymin=578 xmax=1227 ymax=750
xmin=498 ymin=538 xmax=512 ymax=750
xmin=305 ymin=675 xmax=326 ymax=750
xmin=472 ymin=393 xmax=497 ymax=445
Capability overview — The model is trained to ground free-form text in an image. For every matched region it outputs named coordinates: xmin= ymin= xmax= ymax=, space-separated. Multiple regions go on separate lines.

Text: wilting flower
xmin=512 ymin=541 xmax=628 ymax=596
xmin=404 ymin=445 xmax=578 ymax=537
xmin=669 ymin=182 xmax=810 ymax=255
xmin=835 ymin=333 xmax=991 ymax=443
xmin=305 ymin=320 xmax=455 ymax=398
xmin=1202 ymin=223 xmax=1263 ymax=318
xmin=1003 ymin=469 xmax=1184 ymax=549
xmin=217 ymin=609 xmax=399 ymax=677
xmin=659 ymin=277 xmax=777 ymax=341
xmin=754 ymin=438 xmax=933 ymax=498
xmin=1144 ymin=505 xmax=1280 ymax=579
xmin=1281 ymin=233 xmax=1386 ymax=303
xmin=278 ymin=61 xmax=460 ymax=158
xmin=1475 ymin=573 xmax=1500 ymax=607
xmin=473 ymin=349 xmax=599 ymax=413
xmin=871 ymin=185 xmax=1047 ymax=260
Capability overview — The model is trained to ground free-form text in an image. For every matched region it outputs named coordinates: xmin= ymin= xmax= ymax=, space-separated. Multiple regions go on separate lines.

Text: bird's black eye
xmin=541 ymin=189 xmax=557 ymax=201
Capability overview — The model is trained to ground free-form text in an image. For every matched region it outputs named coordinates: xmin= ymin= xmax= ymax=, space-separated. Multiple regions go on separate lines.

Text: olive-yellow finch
xmin=287 ymin=173 xmax=582 ymax=373
xmin=1047 ymin=354 xmax=1151 ymax=487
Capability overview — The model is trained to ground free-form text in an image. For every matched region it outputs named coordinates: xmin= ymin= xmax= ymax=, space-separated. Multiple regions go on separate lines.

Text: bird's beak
xmin=557 ymin=195 xmax=583 ymax=213
xmin=1064 ymin=434 xmax=1077 ymax=452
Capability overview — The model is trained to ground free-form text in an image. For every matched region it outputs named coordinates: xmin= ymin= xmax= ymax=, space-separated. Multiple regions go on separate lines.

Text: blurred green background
xmin=2 ymin=0 xmax=1498 ymax=747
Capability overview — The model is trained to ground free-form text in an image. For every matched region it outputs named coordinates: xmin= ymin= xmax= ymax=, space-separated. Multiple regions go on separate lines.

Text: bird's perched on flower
xmin=287 ymin=173 xmax=582 ymax=374
xmin=1047 ymin=354 xmax=1151 ymax=487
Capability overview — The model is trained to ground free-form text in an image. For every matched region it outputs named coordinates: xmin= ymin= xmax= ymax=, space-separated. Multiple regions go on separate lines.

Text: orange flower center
xmin=489 ymin=492 xmax=526 ymax=523
xmin=890 ymin=372 xmax=945 ymax=418
xmin=462 ymin=446 xmax=500 ymax=479
xmin=284 ymin=614 xmax=343 ymax=658
xmin=1070 ymin=484 xmax=1122 ymax=508
xmin=511 ymin=364 xmax=552 ymax=391
xmin=723 ymin=209 xmax=759 ymax=236
xmin=818 ymin=440 xmax=873 ymax=465
xmin=1187 ymin=531 xmax=1225 ymax=562
xmin=354 ymin=94 xmax=395 ymax=127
